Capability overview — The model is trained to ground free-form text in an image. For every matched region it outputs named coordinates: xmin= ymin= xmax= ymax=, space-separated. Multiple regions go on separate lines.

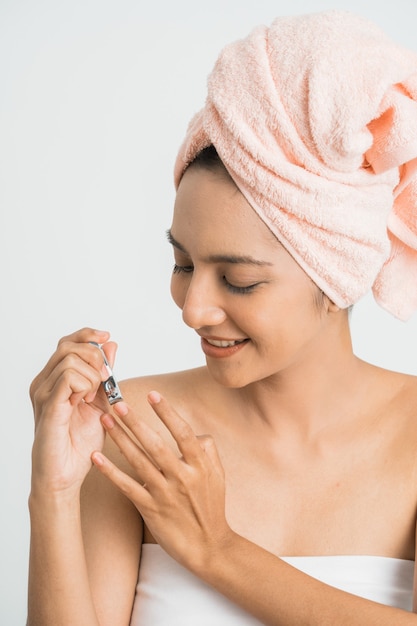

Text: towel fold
xmin=174 ymin=11 xmax=417 ymax=320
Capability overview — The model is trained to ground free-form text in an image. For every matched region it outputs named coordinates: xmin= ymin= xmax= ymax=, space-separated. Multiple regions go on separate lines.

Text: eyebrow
xmin=166 ymin=229 xmax=273 ymax=267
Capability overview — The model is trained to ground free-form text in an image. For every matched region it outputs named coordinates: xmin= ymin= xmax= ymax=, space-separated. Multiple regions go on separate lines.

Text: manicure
xmin=148 ymin=391 xmax=161 ymax=404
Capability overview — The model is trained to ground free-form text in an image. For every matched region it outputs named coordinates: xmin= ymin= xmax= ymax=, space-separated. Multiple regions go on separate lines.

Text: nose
xmin=180 ymin=275 xmax=227 ymax=330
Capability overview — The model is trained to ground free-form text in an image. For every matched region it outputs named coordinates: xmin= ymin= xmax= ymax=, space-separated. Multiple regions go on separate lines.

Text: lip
xmin=200 ymin=337 xmax=249 ymax=359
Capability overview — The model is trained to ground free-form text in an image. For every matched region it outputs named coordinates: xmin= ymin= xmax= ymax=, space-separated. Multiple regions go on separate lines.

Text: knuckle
xmin=61 ymin=352 xmax=79 ymax=369
xmin=176 ymin=423 xmax=194 ymax=443
xmin=117 ymin=476 xmax=135 ymax=498
xmin=30 ymin=384 xmax=45 ymax=413
xmin=29 ymin=375 xmax=41 ymax=403
xmin=64 ymin=351 xmax=100 ymax=379
xmin=57 ymin=335 xmax=72 ymax=349
xmin=61 ymin=368 xmax=90 ymax=393
xmin=87 ymin=346 xmax=105 ymax=370
xmin=175 ymin=466 xmax=197 ymax=493
xmin=57 ymin=327 xmax=95 ymax=346
xmin=57 ymin=329 xmax=97 ymax=352
xmin=149 ymin=436 xmax=165 ymax=456
xmin=55 ymin=341 xmax=73 ymax=361
xmin=199 ymin=434 xmax=215 ymax=446
xmin=79 ymin=326 xmax=96 ymax=334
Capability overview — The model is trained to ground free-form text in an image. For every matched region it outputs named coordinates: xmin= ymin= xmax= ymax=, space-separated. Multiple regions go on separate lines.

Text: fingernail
xmin=113 ymin=401 xmax=128 ymax=417
xmin=92 ymin=452 xmax=105 ymax=466
xmin=148 ymin=390 xmax=161 ymax=404
xmin=101 ymin=414 xmax=115 ymax=429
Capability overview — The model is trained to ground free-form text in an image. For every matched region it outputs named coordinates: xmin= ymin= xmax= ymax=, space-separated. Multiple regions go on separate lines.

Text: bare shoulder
xmin=393 ymin=371 xmax=417 ymax=430
xmin=379 ymin=367 xmax=417 ymax=412
xmin=120 ymin=366 xmax=215 ymax=413
xmin=120 ymin=366 xmax=211 ymax=397
xmin=369 ymin=365 xmax=417 ymax=452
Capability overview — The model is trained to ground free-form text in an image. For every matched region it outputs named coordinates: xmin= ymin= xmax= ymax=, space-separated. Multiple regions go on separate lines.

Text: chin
xmin=206 ymin=361 xmax=262 ymax=389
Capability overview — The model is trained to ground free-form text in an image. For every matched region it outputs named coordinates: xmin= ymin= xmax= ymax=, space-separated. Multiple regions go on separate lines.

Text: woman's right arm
xmin=27 ymin=328 xmax=142 ymax=626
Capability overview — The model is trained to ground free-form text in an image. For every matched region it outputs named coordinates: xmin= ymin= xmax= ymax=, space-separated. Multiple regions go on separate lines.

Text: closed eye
xmin=173 ymin=264 xmax=260 ymax=294
xmin=222 ymin=276 xmax=260 ymax=294
xmin=173 ymin=263 xmax=194 ymax=274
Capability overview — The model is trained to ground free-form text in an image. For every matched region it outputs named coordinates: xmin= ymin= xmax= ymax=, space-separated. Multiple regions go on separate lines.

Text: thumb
xmin=101 ymin=341 xmax=119 ymax=368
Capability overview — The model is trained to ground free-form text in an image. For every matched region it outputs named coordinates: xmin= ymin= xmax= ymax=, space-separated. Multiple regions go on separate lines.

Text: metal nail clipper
xmin=89 ymin=341 xmax=123 ymax=405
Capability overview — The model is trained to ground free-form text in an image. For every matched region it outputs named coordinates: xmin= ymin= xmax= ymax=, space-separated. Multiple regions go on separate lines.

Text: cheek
xmin=170 ymin=276 xmax=187 ymax=309
xmin=244 ymin=291 xmax=316 ymax=343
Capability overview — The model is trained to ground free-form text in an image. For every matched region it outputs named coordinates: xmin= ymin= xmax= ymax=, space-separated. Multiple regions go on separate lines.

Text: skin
xmin=28 ymin=167 xmax=417 ymax=625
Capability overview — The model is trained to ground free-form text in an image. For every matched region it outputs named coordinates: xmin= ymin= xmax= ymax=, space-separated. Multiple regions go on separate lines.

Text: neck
xmin=232 ymin=324 xmax=369 ymax=440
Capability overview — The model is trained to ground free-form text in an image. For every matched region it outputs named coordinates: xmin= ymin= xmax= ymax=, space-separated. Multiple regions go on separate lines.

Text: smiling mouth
xmin=205 ymin=338 xmax=248 ymax=348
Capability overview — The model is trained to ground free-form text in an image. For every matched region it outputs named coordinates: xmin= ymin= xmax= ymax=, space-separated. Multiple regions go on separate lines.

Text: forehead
xmin=172 ymin=167 xmax=278 ymax=257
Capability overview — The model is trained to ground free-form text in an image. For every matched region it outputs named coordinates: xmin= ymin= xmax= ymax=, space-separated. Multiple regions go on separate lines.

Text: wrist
xmin=28 ymin=486 xmax=81 ymax=519
xmin=193 ymin=528 xmax=242 ymax=582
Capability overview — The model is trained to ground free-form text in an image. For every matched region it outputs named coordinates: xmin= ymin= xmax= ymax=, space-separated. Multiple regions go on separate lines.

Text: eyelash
xmin=172 ymin=264 xmax=259 ymax=294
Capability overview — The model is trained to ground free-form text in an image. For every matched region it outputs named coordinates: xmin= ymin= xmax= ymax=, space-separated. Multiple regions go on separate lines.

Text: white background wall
xmin=1 ymin=0 xmax=416 ymax=623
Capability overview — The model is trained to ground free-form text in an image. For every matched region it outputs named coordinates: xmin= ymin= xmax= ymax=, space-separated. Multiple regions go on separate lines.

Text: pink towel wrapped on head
xmin=174 ymin=10 xmax=417 ymax=320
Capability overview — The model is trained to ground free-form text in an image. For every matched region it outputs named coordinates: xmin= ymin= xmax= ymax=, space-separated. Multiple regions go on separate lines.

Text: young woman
xmin=28 ymin=10 xmax=417 ymax=625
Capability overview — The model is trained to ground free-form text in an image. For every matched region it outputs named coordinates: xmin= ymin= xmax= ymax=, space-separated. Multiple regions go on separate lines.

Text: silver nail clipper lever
xmin=89 ymin=342 xmax=123 ymax=405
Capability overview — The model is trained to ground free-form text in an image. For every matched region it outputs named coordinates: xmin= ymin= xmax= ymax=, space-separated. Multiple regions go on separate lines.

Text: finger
xmin=112 ymin=402 xmax=188 ymax=479
xmin=44 ymin=329 xmax=110 ymax=382
xmin=100 ymin=341 xmax=118 ymax=369
xmin=100 ymin=413 xmax=165 ymax=491
xmin=32 ymin=358 xmax=104 ymax=414
xmin=39 ymin=365 xmax=105 ymax=416
xmin=88 ymin=339 xmax=119 ymax=372
xmin=30 ymin=338 xmax=116 ymax=406
xmin=146 ymin=391 xmax=205 ymax=466
xmin=197 ymin=435 xmax=225 ymax=479
xmin=56 ymin=340 xmax=117 ymax=380
xmin=57 ymin=327 xmax=110 ymax=347
xmin=91 ymin=449 xmax=153 ymax=507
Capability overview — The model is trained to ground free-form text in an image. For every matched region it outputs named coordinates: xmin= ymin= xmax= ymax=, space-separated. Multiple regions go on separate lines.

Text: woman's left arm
xmin=91 ymin=392 xmax=417 ymax=626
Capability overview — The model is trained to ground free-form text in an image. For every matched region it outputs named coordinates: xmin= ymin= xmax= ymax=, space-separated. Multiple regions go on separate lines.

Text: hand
xmin=30 ymin=328 xmax=118 ymax=496
xmin=91 ymin=392 xmax=232 ymax=575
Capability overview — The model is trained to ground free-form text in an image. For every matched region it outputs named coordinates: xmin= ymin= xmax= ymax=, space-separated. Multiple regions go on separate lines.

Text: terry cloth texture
xmin=174 ymin=11 xmax=417 ymax=320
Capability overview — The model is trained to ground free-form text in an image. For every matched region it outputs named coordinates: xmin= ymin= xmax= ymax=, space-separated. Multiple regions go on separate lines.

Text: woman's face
xmin=169 ymin=166 xmax=335 ymax=388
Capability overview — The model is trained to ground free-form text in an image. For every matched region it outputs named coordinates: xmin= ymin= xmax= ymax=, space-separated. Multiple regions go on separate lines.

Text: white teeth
xmin=206 ymin=339 xmax=244 ymax=348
